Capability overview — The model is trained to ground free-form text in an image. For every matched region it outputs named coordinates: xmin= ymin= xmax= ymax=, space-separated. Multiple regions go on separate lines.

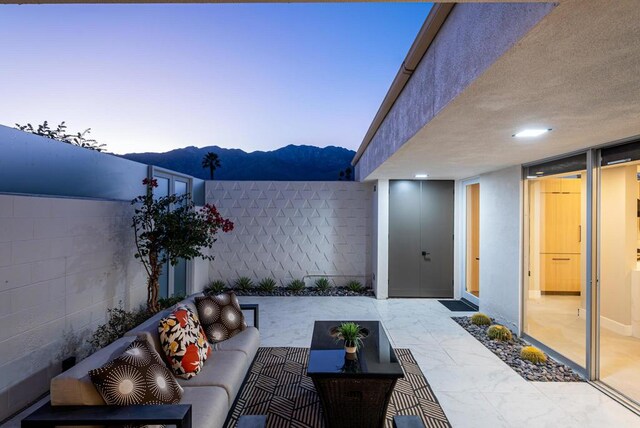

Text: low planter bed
xmin=452 ymin=316 xmax=584 ymax=382
xmin=227 ymin=286 xmax=375 ymax=297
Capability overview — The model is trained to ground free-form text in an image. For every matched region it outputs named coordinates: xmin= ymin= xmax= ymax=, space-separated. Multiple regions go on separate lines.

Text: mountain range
xmin=119 ymin=145 xmax=355 ymax=181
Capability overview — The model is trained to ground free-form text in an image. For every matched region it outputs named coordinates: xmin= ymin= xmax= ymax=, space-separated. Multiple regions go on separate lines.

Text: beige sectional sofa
xmin=48 ymin=293 xmax=260 ymax=428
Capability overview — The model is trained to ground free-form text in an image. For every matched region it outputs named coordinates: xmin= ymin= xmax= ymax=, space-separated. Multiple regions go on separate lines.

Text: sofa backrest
xmin=50 ymin=336 xmax=136 ymax=406
xmin=124 ymin=294 xmax=200 ymax=358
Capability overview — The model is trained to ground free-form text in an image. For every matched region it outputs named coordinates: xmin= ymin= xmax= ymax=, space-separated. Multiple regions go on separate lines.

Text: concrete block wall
xmin=0 ymin=194 xmax=147 ymax=421
xmin=205 ymin=181 xmax=373 ymax=287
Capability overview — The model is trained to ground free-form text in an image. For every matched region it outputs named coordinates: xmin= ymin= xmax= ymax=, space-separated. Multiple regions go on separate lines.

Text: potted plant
xmin=336 ymin=322 xmax=364 ymax=354
xmin=132 ymin=178 xmax=234 ymax=313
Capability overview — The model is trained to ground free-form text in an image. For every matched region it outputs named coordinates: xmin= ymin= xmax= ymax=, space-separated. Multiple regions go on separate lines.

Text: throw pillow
xmin=195 ymin=291 xmax=247 ymax=343
xmin=158 ymin=305 xmax=211 ymax=379
xmin=89 ymin=338 xmax=182 ymax=406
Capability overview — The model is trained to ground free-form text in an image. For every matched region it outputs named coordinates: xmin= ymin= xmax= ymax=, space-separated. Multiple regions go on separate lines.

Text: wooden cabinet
xmin=540 ymin=254 xmax=581 ymax=293
xmin=537 ymin=177 xmax=582 ymax=294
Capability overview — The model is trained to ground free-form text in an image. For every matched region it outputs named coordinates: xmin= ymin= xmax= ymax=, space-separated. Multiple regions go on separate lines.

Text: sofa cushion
xmin=89 ymin=338 xmax=183 ymax=406
xmin=214 ymin=327 xmax=260 ymax=362
xmin=51 ymin=336 xmax=137 ymax=406
xmin=195 ymin=292 xmax=247 ymax=343
xmin=177 ymin=350 xmax=248 ymax=404
xmin=158 ymin=306 xmax=211 ymax=379
xmin=180 ymin=386 xmax=230 ymax=428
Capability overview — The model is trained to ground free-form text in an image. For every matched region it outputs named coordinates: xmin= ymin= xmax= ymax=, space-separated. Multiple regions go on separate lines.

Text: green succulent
xmin=287 ymin=279 xmax=306 ymax=293
xmin=314 ymin=277 xmax=331 ymax=293
xmin=487 ymin=324 xmax=513 ymax=341
xmin=205 ymin=280 xmax=226 ymax=295
xmin=520 ymin=346 xmax=547 ymax=364
xmin=471 ymin=313 xmax=492 ymax=326
xmin=234 ymin=276 xmax=254 ymax=292
xmin=345 ymin=280 xmax=364 ymax=293
xmin=258 ymin=277 xmax=277 ymax=293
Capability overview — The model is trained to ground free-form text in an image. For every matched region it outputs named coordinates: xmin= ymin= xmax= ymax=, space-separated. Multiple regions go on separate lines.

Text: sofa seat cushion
xmin=195 ymin=292 xmax=247 ymax=343
xmin=214 ymin=327 xmax=259 ymax=362
xmin=89 ymin=338 xmax=183 ymax=406
xmin=177 ymin=350 xmax=248 ymax=404
xmin=51 ymin=336 xmax=137 ymax=406
xmin=180 ymin=386 xmax=229 ymax=428
xmin=158 ymin=306 xmax=210 ymax=379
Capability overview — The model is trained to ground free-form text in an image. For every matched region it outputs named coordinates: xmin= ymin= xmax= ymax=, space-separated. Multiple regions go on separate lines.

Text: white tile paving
xmin=241 ymin=296 xmax=640 ymax=428
xmin=3 ymin=295 xmax=639 ymax=428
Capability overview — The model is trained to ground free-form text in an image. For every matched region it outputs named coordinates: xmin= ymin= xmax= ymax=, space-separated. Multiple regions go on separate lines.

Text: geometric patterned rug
xmin=224 ymin=347 xmax=451 ymax=427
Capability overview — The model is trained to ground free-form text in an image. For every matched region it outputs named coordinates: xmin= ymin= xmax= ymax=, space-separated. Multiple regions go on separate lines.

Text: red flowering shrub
xmin=132 ymin=180 xmax=234 ymax=312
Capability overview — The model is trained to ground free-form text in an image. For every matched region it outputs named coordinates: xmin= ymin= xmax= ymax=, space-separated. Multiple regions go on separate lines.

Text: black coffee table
xmin=307 ymin=321 xmax=404 ymax=428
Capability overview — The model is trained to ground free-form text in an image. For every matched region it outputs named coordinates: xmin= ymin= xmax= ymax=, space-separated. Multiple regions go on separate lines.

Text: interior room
xmin=524 ymin=157 xmax=640 ymax=404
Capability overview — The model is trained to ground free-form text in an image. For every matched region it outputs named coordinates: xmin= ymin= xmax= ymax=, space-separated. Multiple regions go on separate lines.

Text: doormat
xmin=224 ymin=347 xmax=451 ymax=428
xmin=438 ymin=299 xmax=478 ymax=312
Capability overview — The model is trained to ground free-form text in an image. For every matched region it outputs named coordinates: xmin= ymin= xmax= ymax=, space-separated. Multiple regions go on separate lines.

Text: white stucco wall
xmin=205 ymin=181 xmax=373 ymax=288
xmin=372 ymin=180 xmax=389 ymax=299
xmin=478 ymin=166 xmax=523 ymax=333
xmin=0 ymin=194 xmax=148 ymax=420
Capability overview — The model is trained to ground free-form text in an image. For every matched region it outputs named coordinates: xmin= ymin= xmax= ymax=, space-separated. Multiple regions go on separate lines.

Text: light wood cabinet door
xmin=540 ymin=254 xmax=581 ymax=293
xmin=541 ymin=192 xmax=581 ymax=254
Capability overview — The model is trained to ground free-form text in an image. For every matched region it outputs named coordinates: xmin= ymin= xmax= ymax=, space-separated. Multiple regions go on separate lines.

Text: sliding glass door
xmin=523 ymin=141 xmax=640 ymax=407
xmin=524 ymin=154 xmax=588 ymax=368
xmin=597 ymin=142 xmax=640 ymax=404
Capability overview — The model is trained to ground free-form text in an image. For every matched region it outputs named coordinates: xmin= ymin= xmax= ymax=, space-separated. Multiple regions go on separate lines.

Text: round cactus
xmin=520 ymin=346 xmax=547 ymax=364
xmin=486 ymin=324 xmax=513 ymax=341
xmin=470 ymin=312 xmax=491 ymax=326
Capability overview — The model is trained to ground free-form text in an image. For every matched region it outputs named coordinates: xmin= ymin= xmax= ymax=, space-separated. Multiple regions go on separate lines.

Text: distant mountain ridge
xmin=119 ymin=144 xmax=356 ymax=181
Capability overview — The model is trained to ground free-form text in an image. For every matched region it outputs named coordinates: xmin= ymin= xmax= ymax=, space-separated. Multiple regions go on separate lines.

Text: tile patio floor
xmin=240 ymin=296 xmax=640 ymax=428
xmin=3 ymin=296 xmax=640 ymax=428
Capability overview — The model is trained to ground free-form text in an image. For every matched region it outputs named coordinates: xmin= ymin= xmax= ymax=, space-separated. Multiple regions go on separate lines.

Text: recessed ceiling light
xmin=513 ymin=128 xmax=552 ymax=138
xmin=415 ymin=173 xmax=429 ymax=179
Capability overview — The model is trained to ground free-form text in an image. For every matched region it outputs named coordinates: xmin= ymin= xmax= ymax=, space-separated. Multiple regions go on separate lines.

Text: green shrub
xmin=314 ymin=277 xmax=331 ymax=293
xmin=487 ymin=324 xmax=513 ymax=341
xmin=345 ymin=280 xmax=364 ymax=293
xmin=258 ymin=277 xmax=277 ymax=293
xmin=287 ymin=279 xmax=306 ymax=293
xmin=205 ymin=279 xmax=227 ymax=295
xmin=234 ymin=276 xmax=254 ymax=292
xmin=471 ymin=313 xmax=491 ymax=326
xmin=88 ymin=303 xmax=150 ymax=353
xmin=520 ymin=346 xmax=547 ymax=364
xmin=158 ymin=294 xmax=185 ymax=310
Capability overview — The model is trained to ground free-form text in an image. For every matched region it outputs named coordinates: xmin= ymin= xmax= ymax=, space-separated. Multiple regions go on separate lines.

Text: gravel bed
xmin=210 ymin=287 xmax=375 ymax=297
xmin=452 ymin=316 xmax=584 ymax=382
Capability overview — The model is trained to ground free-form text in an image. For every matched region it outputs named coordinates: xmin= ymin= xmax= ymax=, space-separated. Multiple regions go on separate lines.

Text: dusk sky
xmin=0 ymin=4 xmax=431 ymax=154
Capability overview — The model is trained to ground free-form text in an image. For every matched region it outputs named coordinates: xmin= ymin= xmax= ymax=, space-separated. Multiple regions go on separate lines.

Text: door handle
xmin=422 ymin=251 xmax=430 ymax=256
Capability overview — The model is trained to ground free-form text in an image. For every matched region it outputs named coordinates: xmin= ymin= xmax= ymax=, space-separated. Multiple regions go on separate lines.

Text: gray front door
xmin=389 ymin=180 xmax=454 ymax=297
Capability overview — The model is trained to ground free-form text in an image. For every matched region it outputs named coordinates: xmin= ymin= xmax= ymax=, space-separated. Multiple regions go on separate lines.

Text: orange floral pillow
xmin=158 ymin=306 xmax=210 ymax=379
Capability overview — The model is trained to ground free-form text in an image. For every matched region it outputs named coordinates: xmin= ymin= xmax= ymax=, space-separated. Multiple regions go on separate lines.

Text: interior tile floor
xmin=3 ymin=296 xmax=640 ymax=428
xmin=526 ymin=294 xmax=640 ymax=404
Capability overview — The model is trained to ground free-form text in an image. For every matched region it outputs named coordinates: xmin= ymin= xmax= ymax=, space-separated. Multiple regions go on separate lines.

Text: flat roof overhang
xmin=355 ymin=0 xmax=640 ymax=181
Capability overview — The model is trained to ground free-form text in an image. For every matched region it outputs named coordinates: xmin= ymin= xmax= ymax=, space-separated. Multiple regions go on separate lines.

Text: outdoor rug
xmin=438 ymin=299 xmax=478 ymax=312
xmin=224 ymin=347 xmax=451 ymax=428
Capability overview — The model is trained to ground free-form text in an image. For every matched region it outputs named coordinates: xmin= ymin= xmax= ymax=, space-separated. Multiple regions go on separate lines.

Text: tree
xmin=15 ymin=120 xmax=106 ymax=152
xmin=202 ymin=152 xmax=221 ymax=180
xmin=338 ymin=166 xmax=353 ymax=181
xmin=131 ymin=178 xmax=234 ymax=313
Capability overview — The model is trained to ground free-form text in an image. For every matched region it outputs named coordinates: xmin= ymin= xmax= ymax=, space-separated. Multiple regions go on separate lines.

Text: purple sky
xmin=0 ymin=4 xmax=431 ymax=154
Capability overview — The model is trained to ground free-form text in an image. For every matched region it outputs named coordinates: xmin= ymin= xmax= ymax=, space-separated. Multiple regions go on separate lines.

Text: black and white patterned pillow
xmin=89 ymin=338 xmax=183 ymax=407
xmin=195 ymin=292 xmax=247 ymax=343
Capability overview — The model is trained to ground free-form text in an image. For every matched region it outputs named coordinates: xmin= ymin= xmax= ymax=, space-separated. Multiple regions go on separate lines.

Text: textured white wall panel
xmin=206 ymin=181 xmax=373 ymax=287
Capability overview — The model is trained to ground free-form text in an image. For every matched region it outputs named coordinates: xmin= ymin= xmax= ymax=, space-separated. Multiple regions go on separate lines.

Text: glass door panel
xmin=524 ymin=154 xmax=587 ymax=367
xmin=464 ymin=183 xmax=480 ymax=303
xmin=154 ymin=176 xmax=171 ymax=299
xmin=598 ymin=142 xmax=640 ymax=404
